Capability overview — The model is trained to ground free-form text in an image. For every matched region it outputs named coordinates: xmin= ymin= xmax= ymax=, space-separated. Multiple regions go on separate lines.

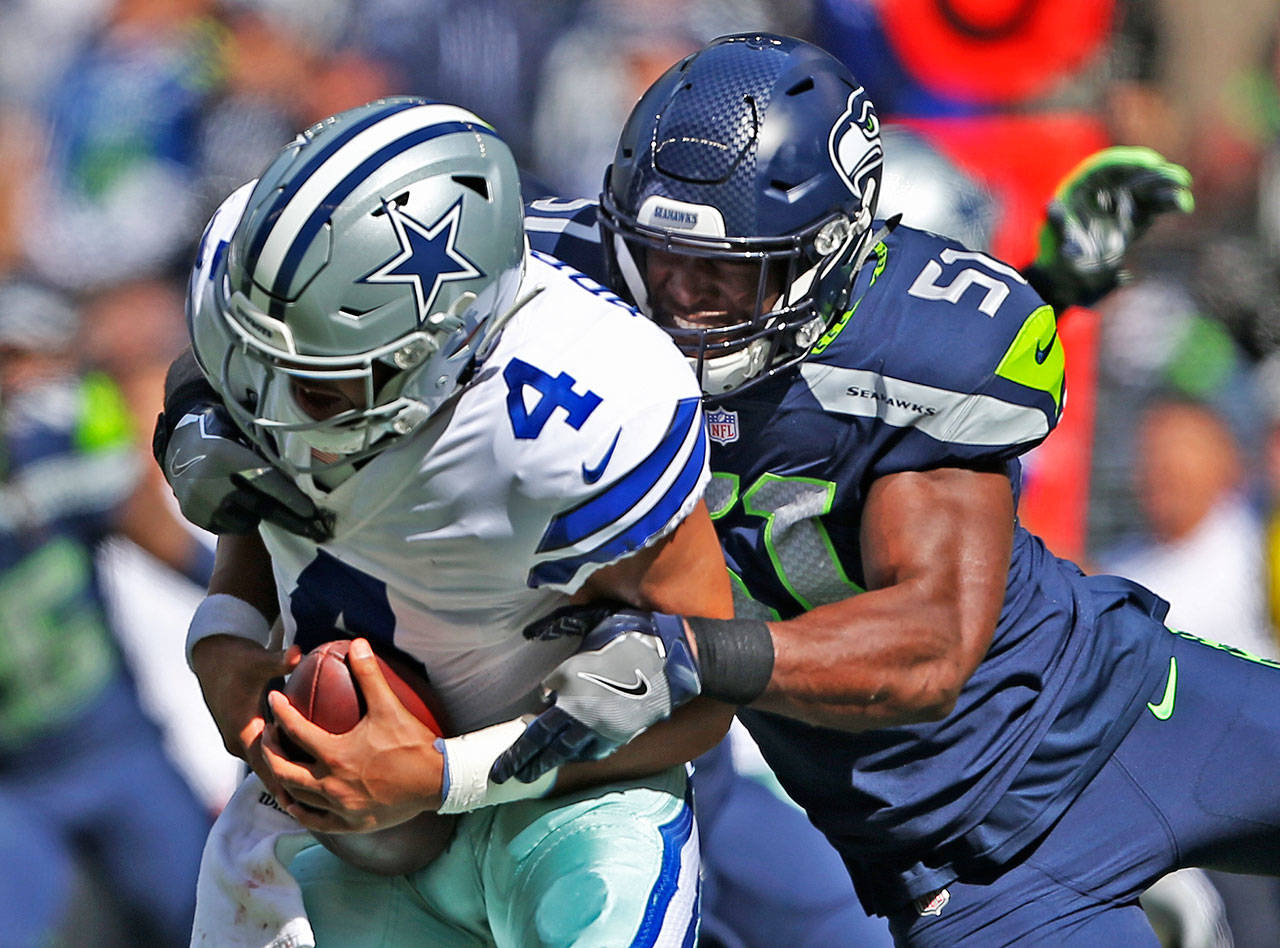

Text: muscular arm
xmin=739 ymin=466 xmax=1012 ymax=731
xmin=556 ymin=500 xmax=735 ymax=793
xmin=189 ymin=533 xmax=297 ymax=799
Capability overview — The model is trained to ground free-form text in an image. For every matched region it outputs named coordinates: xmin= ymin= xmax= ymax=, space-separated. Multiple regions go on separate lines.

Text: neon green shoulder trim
xmin=993 ymin=305 xmax=1064 ymax=412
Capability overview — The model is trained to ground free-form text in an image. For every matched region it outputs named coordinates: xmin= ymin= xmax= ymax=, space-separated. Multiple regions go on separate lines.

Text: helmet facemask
xmin=600 ymin=190 xmax=872 ymax=398
xmin=213 ymin=255 xmax=512 ymax=479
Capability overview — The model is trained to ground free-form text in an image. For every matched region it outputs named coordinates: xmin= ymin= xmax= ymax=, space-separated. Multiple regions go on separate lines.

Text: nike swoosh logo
xmin=1147 ymin=656 xmax=1178 ymax=720
xmin=170 ymin=452 xmax=206 ymax=476
xmin=1035 ymin=327 xmax=1058 ymax=364
xmin=582 ymin=430 xmax=621 ymax=484
xmin=577 ymin=668 xmax=650 ymax=697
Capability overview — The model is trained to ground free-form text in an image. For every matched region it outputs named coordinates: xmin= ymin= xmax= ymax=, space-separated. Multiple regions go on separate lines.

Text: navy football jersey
xmin=0 ymin=373 xmax=140 ymax=747
xmin=525 ymin=200 xmax=1172 ymax=913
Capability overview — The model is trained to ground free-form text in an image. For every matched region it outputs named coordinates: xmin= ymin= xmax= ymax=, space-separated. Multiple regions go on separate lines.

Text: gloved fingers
xmin=1074 ymin=160 xmax=1193 ymax=228
xmin=209 ymin=497 xmax=266 ymax=535
xmin=489 ymin=707 xmax=574 ymax=784
xmin=520 ymin=601 xmax=629 ymax=641
xmin=230 ymin=468 xmax=333 ymax=542
xmin=233 ymin=466 xmax=317 ymax=519
xmin=1122 ymin=169 xmax=1195 ymax=227
xmin=489 ymin=707 xmax=603 ymax=784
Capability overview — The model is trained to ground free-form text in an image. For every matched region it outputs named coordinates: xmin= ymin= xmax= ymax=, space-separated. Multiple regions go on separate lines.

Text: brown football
xmin=279 ymin=638 xmax=458 ymax=876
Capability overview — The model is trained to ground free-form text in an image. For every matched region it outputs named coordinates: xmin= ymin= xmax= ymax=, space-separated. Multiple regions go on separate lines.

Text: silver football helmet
xmin=191 ymin=96 xmax=525 ymax=476
xmin=878 ymin=124 xmax=998 ymax=252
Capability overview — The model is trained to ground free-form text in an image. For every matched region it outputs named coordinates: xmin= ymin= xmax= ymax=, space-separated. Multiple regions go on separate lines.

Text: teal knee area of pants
xmin=487 ymin=774 xmax=690 ymax=947
xmin=291 ymin=843 xmax=397 ymax=948
xmin=509 ymin=827 xmax=661 ymax=948
xmin=533 ymin=869 xmax=611 ymax=945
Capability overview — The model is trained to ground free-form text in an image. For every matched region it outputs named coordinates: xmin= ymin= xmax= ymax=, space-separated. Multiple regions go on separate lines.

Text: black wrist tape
xmin=686 ymin=616 xmax=774 ymax=706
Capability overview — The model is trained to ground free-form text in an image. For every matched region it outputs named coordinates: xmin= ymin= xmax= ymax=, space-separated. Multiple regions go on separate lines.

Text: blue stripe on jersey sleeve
xmin=244 ymin=99 xmax=421 ymax=276
xmin=537 ymin=396 xmax=700 ymax=553
xmin=529 ymin=415 xmax=706 ymax=587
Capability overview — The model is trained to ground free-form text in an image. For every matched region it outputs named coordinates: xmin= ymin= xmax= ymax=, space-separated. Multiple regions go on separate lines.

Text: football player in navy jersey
xmin=153 ymin=42 xmax=1196 ymax=948
xmin=486 ymin=33 xmax=1280 ymax=947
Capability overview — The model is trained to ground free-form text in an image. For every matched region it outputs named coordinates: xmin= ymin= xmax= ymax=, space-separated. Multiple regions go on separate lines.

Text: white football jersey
xmin=190 ymin=214 xmax=708 ymax=732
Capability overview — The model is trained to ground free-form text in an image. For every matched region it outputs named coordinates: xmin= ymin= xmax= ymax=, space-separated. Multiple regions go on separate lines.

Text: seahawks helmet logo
xmin=828 ymin=87 xmax=883 ymax=206
xmin=361 ymin=197 xmax=483 ymax=325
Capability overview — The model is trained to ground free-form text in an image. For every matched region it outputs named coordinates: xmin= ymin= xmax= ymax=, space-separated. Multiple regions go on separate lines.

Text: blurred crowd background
xmin=3 ymin=0 xmax=1280 ymax=945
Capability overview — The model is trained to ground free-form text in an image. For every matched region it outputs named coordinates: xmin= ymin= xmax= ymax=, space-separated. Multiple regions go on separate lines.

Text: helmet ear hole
xmin=452 ymin=175 xmax=489 ymax=199
xmin=371 ymin=192 xmax=410 ymax=217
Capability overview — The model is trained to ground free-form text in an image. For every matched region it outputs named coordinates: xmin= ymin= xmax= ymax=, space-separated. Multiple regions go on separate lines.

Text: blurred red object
xmin=900 ymin=113 xmax=1110 ymax=561
xmin=881 ymin=0 xmax=1114 ymax=106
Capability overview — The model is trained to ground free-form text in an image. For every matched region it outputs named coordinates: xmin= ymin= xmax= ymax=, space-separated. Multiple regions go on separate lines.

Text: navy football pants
xmin=889 ymin=629 xmax=1280 ymax=947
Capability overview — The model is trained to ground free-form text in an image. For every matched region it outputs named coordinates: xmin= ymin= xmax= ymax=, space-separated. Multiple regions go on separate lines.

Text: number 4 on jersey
xmin=504 ymin=358 xmax=602 ymax=439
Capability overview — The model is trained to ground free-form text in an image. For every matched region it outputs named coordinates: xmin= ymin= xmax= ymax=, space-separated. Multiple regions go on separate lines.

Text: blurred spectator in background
xmin=350 ymin=0 xmax=581 ymax=168
xmin=0 ymin=278 xmax=211 ymax=947
xmin=198 ymin=0 xmax=392 ymax=219
xmin=877 ymin=123 xmax=1000 ymax=251
xmin=1105 ymin=396 xmax=1276 ymax=659
xmin=530 ymin=0 xmax=802 ymax=198
xmin=1104 ymin=394 xmax=1280 ymax=948
xmin=79 ymin=277 xmax=236 ymax=809
xmin=22 ymin=0 xmax=224 ymax=291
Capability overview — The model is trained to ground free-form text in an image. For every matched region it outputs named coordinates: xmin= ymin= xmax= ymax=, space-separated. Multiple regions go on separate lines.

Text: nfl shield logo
xmin=914 ymin=888 xmax=950 ymax=918
xmin=706 ymin=408 xmax=739 ymax=445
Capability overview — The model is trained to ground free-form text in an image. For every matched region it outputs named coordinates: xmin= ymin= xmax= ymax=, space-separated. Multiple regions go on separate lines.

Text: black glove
xmin=153 ymin=367 xmax=332 ymax=542
xmin=1029 ymin=146 xmax=1194 ymax=311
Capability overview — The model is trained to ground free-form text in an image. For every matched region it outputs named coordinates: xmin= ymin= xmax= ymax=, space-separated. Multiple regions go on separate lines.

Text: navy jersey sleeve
xmin=801 ymin=224 xmax=1062 ymax=482
xmin=522 ymin=197 xmax=609 ymax=284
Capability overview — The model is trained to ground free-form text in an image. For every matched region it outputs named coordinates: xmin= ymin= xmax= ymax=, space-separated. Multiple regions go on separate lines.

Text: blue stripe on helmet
xmin=629 ymin=788 xmax=696 ymax=948
xmin=269 ymin=120 xmax=498 ymax=311
xmin=244 ymin=99 xmax=423 ymax=280
xmin=537 ymin=396 xmax=701 ymax=554
xmin=528 ymin=418 xmax=706 ymax=587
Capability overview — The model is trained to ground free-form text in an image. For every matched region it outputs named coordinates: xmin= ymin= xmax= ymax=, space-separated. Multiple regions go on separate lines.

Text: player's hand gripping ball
xmin=278 ymin=639 xmax=456 ymax=875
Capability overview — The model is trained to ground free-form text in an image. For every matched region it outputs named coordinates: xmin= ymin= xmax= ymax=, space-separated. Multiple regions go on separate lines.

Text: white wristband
xmin=185 ymin=593 xmax=272 ymax=670
xmin=436 ymin=717 xmax=558 ymax=814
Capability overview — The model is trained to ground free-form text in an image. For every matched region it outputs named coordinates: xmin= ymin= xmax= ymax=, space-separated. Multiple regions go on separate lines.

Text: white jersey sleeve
xmin=259 ymin=250 xmax=709 ymax=732
xmin=497 ymin=250 xmax=709 ymax=591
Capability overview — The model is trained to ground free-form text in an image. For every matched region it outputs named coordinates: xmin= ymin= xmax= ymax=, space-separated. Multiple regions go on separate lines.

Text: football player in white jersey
xmin=172 ymin=97 xmax=733 ymax=947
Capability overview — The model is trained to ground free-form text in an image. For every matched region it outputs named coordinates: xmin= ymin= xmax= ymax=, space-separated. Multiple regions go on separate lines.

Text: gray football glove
xmin=490 ymin=604 xmax=702 ymax=784
xmin=155 ymin=402 xmax=332 ymax=542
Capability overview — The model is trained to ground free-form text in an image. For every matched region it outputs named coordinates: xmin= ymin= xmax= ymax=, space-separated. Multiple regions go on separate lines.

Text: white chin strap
xmin=697 ymin=340 xmax=770 ymax=394
xmin=612 ymin=232 xmax=651 ymax=314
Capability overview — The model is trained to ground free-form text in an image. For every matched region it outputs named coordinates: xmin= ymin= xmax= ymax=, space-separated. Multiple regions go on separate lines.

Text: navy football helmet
xmin=600 ymin=33 xmax=883 ymax=396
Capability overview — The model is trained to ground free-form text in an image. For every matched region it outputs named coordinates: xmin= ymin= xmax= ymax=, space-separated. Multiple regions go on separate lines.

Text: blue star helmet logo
xmin=361 ymin=197 xmax=484 ymax=324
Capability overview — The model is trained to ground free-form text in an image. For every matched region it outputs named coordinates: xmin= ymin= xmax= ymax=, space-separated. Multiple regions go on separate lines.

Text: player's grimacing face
xmin=646 ymin=249 xmax=783 ymax=330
